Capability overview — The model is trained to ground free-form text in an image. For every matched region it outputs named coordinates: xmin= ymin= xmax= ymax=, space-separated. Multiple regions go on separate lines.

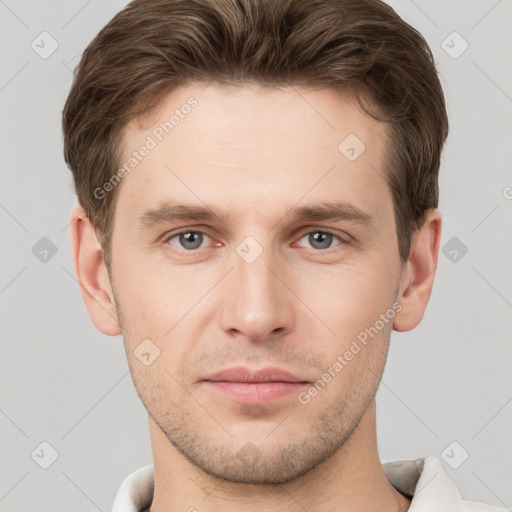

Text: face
xmin=109 ymin=82 xmax=404 ymax=484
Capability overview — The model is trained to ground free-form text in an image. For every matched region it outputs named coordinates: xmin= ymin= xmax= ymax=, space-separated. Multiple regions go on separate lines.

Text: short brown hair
xmin=62 ymin=0 xmax=448 ymax=267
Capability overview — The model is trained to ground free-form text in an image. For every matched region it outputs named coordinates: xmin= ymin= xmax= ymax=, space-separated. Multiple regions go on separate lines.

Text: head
xmin=64 ymin=0 xmax=447 ymax=484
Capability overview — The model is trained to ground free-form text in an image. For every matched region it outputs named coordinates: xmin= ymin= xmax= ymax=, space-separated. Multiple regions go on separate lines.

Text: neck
xmin=145 ymin=400 xmax=410 ymax=512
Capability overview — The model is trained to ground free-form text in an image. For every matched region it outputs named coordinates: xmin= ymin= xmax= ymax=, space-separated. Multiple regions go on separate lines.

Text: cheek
xmin=113 ymin=259 xmax=215 ymax=383
xmin=125 ymin=356 xmax=185 ymax=418
xmin=303 ymin=264 xmax=398 ymax=339
xmin=113 ymin=254 xmax=207 ymax=334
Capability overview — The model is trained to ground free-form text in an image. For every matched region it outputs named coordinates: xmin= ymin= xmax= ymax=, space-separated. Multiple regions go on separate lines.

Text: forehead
xmin=115 ymin=82 xmax=391 ymax=227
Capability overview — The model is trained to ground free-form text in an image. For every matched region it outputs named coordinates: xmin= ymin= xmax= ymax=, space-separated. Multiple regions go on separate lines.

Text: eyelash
xmin=163 ymin=228 xmax=348 ymax=254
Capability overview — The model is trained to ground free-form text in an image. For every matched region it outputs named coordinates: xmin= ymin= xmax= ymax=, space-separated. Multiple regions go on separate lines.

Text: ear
xmin=69 ymin=205 xmax=121 ymax=336
xmin=393 ymin=209 xmax=442 ymax=332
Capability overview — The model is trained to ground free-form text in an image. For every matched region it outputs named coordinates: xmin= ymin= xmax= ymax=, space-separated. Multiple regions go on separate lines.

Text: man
xmin=62 ymin=0 xmax=506 ymax=511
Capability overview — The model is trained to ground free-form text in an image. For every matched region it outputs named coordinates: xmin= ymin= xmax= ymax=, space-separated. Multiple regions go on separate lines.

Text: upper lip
xmin=203 ymin=366 xmax=309 ymax=383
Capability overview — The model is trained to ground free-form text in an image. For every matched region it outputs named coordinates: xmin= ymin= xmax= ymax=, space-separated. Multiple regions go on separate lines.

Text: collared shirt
xmin=112 ymin=456 xmax=507 ymax=512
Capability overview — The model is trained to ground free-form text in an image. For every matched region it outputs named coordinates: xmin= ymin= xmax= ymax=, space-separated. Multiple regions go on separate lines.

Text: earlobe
xmin=69 ymin=205 xmax=121 ymax=336
xmin=393 ymin=209 xmax=442 ymax=332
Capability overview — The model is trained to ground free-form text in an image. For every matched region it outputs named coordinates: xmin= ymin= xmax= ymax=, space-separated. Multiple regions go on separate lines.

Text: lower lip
xmin=204 ymin=381 xmax=309 ymax=404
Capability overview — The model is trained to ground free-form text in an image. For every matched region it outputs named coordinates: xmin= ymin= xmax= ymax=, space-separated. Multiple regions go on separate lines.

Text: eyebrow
xmin=137 ymin=200 xmax=373 ymax=230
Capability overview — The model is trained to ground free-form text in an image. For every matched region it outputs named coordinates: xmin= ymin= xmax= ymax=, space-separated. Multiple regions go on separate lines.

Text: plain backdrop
xmin=1 ymin=1 xmax=511 ymax=510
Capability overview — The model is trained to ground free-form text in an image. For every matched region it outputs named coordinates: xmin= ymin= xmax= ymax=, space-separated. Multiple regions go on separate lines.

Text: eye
xmin=164 ymin=229 xmax=346 ymax=253
xmin=297 ymin=230 xmax=344 ymax=251
xmin=166 ymin=230 xmax=211 ymax=251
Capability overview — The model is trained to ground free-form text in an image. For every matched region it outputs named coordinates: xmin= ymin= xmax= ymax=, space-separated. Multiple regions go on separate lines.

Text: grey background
xmin=1 ymin=0 xmax=511 ymax=510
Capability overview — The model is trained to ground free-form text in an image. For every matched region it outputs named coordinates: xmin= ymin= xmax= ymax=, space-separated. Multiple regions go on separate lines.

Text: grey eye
xmin=300 ymin=231 xmax=340 ymax=250
xmin=168 ymin=231 xmax=209 ymax=250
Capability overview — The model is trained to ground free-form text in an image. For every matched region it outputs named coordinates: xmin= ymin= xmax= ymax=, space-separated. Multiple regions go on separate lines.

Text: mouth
xmin=201 ymin=366 xmax=310 ymax=405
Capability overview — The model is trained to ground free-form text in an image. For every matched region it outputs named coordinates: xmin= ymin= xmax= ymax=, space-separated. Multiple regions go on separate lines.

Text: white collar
xmin=112 ymin=456 xmax=505 ymax=512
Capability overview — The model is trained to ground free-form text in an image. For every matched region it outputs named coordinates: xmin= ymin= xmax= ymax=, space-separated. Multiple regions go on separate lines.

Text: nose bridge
xmin=221 ymin=235 xmax=292 ymax=341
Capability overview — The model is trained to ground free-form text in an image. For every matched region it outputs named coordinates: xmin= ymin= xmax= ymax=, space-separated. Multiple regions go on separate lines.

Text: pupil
xmin=311 ymin=232 xmax=331 ymax=249
xmin=181 ymin=232 xmax=201 ymax=249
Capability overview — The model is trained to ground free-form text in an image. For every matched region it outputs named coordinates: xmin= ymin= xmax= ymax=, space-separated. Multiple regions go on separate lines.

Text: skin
xmin=70 ymin=82 xmax=441 ymax=512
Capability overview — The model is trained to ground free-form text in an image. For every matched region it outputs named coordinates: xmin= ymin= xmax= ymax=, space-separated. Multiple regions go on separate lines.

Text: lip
xmin=202 ymin=366 xmax=310 ymax=405
xmin=204 ymin=366 xmax=308 ymax=383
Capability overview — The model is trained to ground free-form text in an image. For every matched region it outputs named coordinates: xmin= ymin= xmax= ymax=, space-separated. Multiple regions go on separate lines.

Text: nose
xmin=219 ymin=243 xmax=294 ymax=343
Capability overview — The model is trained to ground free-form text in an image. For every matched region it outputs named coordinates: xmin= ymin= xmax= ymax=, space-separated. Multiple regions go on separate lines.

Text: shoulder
xmin=383 ymin=456 xmax=509 ymax=512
